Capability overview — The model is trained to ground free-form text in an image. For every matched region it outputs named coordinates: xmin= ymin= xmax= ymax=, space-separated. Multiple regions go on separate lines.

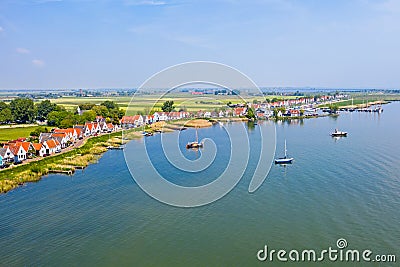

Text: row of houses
xmin=0 ymin=119 xmax=120 ymax=168
xmin=121 ymin=112 xmax=190 ymax=128
xmin=0 ymin=138 xmax=61 ymax=166
xmin=120 ymin=95 xmax=346 ymax=127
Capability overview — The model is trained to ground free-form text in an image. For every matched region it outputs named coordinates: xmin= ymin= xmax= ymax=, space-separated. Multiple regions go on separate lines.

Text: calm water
xmin=1 ymin=103 xmax=399 ymax=266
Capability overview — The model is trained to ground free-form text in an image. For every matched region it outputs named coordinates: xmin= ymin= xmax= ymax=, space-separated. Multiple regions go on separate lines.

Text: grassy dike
xmin=0 ymin=131 xmax=134 ymax=194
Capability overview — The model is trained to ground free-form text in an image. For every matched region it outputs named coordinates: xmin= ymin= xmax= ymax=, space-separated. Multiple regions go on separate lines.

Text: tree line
xmin=0 ymin=98 xmax=124 ymax=127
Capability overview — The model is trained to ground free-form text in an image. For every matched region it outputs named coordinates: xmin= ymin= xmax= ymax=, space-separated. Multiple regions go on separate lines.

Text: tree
xmin=161 ymin=100 xmax=174 ymax=112
xmin=101 ymin=100 xmax=119 ymax=110
xmin=79 ymin=103 xmax=95 ymax=110
xmin=0 ymin=101 xmax=8 ymax=112
xmin=0 ymin=108 xmax=12 ymax=124
xmin=60 ymin=118 xmax=75 ymax=129
xmin=273 ymin=107 xmax=286 ymax=118
xmin=109 ymin=109 xmax=124 ymax=123
xmin=36 ymin=100 xmax=57 ymax=121
xmin=92 ymin=105 xmax=109 ymax=117
xmin=47 ymin=111 xmax=67 ymax=126
xmin=328 ymin=104 xmax=339 ymax=114
xmin=79 ymin=110 xmax=97 ymax=123
xmin=10 ymin=98 xmax=36 ymax=123
xmin=246 ymin=107 xmax=256 ymax=120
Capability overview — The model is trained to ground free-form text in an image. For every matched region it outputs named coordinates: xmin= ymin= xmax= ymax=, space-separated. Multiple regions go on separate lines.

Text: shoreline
xmin=0 ymin=131 xmax=131 ymax=194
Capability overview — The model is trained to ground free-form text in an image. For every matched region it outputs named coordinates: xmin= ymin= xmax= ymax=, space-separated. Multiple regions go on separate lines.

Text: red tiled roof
xmin=32 ymin=143 xmax=43 ymax=151
xmin=234 ymin=107 xmax=245 ymax=115
xmin=75 ymin=128 xmax=82 ymax=135
xmin=51 ymin=133 xmax=67 ymax=138
xmin=21 ymin=142 xmax=31 ymax=152
xmin=9 ymin=145 xmax=20 ymax=155
xmin=121 ymin=115 xmax=141 ymax=124
xmin=45 ymin=139 xmax=57 ymax=149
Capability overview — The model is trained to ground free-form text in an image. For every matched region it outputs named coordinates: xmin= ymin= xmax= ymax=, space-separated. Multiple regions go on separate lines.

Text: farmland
xmin=48 ymin=94 xmax=297 ymax=114
xmin=0 ymin=125 xmax=40 ymax=142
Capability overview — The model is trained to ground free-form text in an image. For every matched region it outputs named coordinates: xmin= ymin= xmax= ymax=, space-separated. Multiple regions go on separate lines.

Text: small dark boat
xmin=275 ymin=140 xmax=294 ymax=164
xmin=331 ymin=129 xmax=348 ymax=137
xmin=107 ymin=146 xmax=124 ymax=150
xmin=186 ymin=142 xmax=203 ymax=149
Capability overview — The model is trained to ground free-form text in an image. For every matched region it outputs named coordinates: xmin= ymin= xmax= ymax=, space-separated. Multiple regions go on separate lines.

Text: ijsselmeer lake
xmin=1 ymin=102 xmax=399 ymax=266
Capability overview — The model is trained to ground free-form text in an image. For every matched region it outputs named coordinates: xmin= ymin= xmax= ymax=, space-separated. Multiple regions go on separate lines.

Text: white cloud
xmin=32 ymin=59 xmax=45 ymax=67
xmin=0 ymin=26 xmax=3 ymax=32
xmin=16 ymin=48 xmax=30 ymax=54
xmin=124 ymin=0 xmax=167 ymax=6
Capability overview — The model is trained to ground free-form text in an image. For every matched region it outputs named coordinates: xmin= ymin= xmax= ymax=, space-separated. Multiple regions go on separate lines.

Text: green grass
xmin=0 ymin=126 xmax=39 ymax=142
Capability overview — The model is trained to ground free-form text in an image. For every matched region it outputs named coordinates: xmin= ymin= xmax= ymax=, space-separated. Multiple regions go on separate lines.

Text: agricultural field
xmin=0 ymin=125 xmax=39 ymax=142
xmin=48 ymin=93 xmax=297 ymax=114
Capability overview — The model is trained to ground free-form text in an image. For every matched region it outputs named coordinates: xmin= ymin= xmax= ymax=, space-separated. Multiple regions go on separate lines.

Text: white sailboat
xmin=186 ymin=127 xmax=203 ymax=149
xmin=275 ymin=140 xmax=294 ymax=164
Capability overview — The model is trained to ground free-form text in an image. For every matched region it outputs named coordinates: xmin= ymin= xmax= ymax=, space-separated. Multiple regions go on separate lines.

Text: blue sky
xmin=0 ymin=0 xmax=399 ymax=89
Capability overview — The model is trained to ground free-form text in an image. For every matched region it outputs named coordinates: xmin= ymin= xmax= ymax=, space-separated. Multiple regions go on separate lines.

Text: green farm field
xmin=49 ymin=94 xmax=297 ymax=114
xmin=0 ymin=126 xmax=39 ymax=142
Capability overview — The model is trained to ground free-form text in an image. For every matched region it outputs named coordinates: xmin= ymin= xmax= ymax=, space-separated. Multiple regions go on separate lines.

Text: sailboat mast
xmin=284 ymin=140 xmax=287 ymax=158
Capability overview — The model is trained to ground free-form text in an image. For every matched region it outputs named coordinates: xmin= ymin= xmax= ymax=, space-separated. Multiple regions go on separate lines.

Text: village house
xmin=121 ymin=115 xmax=144 ymax=128
xmin=8 ymin=144 xmax=27 ymax=163
xmin=0 ymin=147 xmax=14 ymax=166
xmin=39 ymin=132 xmax=52 ymax=143
xmin=99 ymin=121 xmax=109 ymax=133
xmin=168 ymin=112 xmax=180 ymax=120
xmin=289 ymin=109 xmax=301 ymax=117
xmin=84 ymin=122 xmax=100 ymax=135
xmin=157 ymin=112 xmax=169 ymax=121
xmin=43 ymin=139 xmax=61 ymax=155
xmin=234 ymin=107 xmax=247 ymax=116
xmin=152 ymin=113 xmax=160 ymax=122
xmin=144 ymin=115 xmax=154 ymax=124
xmin=50 ymin=133 xmax=69 ymax=148
xmin=32 ymin=143 xmax=47 ymax=157
xmin=105 ymin=123 xmax=115 ymax=132
xmin=93 ymin=123 xmax=102 ymax=134
xmin=96 ymin=116 xmax=105 ymax=123
xmin=203 ymin=111 xmax=211 ymax=118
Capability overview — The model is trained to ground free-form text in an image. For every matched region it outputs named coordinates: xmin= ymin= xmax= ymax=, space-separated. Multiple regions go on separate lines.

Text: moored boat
xmin=186 ymin=127 xmax=203 ymax=149
xmin=275 ymin=140 xmax=294 ymax=164
xmin=331 ymin=129 xmax=348 ymax=137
